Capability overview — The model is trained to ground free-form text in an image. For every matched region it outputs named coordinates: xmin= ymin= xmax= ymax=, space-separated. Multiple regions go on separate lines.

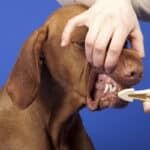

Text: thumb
xmin=61 ymin=14 xmax=86 ymax=47
xmin=143 ymin=102 xmax=150 ymax=113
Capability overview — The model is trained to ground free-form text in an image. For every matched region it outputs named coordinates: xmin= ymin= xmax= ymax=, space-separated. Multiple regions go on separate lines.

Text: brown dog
xmin=0 ymin=5 xmax=143 ymax=150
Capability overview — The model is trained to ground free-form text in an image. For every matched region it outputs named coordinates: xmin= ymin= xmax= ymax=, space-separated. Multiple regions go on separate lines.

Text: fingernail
xmin=105 ymin=69 xmax=111 ymax=74
xmin=140 ymin=52 xmax=145 ymax=58
xmin=61 ymin=40 xmax=66 ymax=47
xmin=105 ymin=68 xmax=112 ymax=74
xmin=87 ymin=57 xmax=92 ymax=63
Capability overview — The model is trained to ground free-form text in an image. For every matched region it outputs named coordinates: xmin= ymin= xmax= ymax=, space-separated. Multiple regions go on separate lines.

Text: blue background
xmin=0 ymin=0 xmax=150 ymax=149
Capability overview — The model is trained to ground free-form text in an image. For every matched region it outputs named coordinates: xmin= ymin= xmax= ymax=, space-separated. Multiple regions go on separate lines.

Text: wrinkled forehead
xmin=120 ymin=50 xmax=142 ymax=63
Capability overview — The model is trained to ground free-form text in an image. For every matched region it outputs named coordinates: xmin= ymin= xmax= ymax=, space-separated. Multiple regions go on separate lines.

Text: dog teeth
xmin=111 ymin=86 xmax=117 ymax=92
xmin=104 ymin=84 xmax=109 ymax=93
xmin=108 ymin=84 xmax=113 ymax=93
xmin=104 ymin=84 xmax=116 ymax=93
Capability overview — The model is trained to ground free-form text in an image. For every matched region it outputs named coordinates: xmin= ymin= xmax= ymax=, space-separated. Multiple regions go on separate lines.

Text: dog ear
xmin=6 ymin=25 xmax=48 ymax=109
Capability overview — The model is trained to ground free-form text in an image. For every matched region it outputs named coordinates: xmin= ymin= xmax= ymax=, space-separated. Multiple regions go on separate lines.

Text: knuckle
xmin=94 ymin=41 xmax=107 ymax=54
xmin=106 ymin=14 xmax=113 ymax=21
xmin=67 ymin=17 xmax=78 ymax=26
xmin=123 ymin=22 xmax=130 ymax=28
xmin=118 ymin=21 xmax=130 ymax=31
xmin=85 ymin=40 xmax=94 ymax=48
xmin=120 ymin=25 xmax=128 ymax=33
xmin=85 ymin=48 xmax=92 ymax=56
xmin=94 ymin=46 xmax=105 ymax=54
xmin=67 ymin=19 xmax=74 ymax=25
xmin=110 ymin=48 xmax=119 ymax=55
xmin=120 ymin=18 xmax=129 ymax=26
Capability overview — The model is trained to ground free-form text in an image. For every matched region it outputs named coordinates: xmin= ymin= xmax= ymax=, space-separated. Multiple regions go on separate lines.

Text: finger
xmin=61 ymin=14 xmax=86 ymax=47
xmin=85 ymin=20 xmax=102 ymax=63
xmin=93 ymin=24 xmax=113 ymax=68
xmin=105 ymin=28 xmax=128 ymax=73
xmin=130 ymin=26 xmax=145 ymax=58
xmin=143 ymin=102 xmax=150 ymax=113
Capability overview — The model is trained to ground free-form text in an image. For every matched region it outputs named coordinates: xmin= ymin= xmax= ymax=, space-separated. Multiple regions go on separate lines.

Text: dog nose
xmin=128 ymin=69 xmax=143 ymax=79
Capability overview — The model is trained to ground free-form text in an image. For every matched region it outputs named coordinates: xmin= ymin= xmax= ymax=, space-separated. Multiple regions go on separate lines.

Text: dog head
xmin=6 ymin=5 xmax=143 ymax=110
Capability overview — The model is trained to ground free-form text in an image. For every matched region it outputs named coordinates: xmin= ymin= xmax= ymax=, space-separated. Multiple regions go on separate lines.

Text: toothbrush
xmin=118 ymin=88 xmax=150 ymax=103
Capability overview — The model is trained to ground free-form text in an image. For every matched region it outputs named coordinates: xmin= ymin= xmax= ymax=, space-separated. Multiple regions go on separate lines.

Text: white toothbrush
xmin=118 ymin=88 xmax=150 ymax=103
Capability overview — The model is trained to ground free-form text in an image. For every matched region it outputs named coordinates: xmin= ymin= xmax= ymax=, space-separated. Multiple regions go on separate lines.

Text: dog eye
xmin=73 ymin=41 xmax=85 ymax=49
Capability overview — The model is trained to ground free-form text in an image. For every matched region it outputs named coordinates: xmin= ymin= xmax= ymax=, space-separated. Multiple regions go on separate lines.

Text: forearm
xmin=56 ymin=0 xmax=74 ymax=5
xmin=131 ymin=0 xmax=150 ymax=21
xmin=56 ymin=0 xmax=95 ymax=6
xmin=57 ymin=0 xmax=150 ymax=21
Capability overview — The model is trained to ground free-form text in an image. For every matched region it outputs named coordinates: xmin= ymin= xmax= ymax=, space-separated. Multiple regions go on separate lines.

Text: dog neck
xmin=38 ymin=63 xmax=85 ymax=112
xmin=37 ymin=64 xmax=85 ymax=148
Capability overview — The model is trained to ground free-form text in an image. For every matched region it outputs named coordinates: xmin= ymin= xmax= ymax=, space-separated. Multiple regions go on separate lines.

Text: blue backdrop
xmin=0 ymin=0 xmax=150 ymax=150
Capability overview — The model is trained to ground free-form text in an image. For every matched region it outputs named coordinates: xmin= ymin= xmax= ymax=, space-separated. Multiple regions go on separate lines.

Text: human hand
xmin=61 ymin=0 xmax=144 ymax=73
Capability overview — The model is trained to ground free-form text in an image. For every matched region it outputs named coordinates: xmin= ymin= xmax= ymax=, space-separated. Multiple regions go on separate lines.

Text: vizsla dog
xmin=0 ymin=5 xmax=143 ymax=150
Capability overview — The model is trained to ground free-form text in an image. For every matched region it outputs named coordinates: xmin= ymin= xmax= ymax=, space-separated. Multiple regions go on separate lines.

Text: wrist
xmin=131 ymin=0 xmax=150 ymax=21
xmin=74 ymin=0 xmax=96 ymax=7
xmin=130 ymin=0 xmax=140 ymax=14
xmin=56 ymin=0 xmax=75 ymax=6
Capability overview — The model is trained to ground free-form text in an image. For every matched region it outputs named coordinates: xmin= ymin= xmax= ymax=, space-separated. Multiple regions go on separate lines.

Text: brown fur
xmin=0 ymin=5 xmax=143 ymax=150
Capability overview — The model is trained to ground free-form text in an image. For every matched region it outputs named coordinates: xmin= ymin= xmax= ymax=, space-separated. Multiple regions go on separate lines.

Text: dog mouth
xmin=87 ymin=68 xmax=128 ymax=111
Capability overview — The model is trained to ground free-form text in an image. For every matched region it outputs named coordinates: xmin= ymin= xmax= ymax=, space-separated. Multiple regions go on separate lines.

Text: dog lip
xmin=86 ymin=68 xmax=127 ymax=111
xmin=87 ymin=97 xmax=99 ymax=111
xmin=87 ymin=68 xmax=103 ymax=110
